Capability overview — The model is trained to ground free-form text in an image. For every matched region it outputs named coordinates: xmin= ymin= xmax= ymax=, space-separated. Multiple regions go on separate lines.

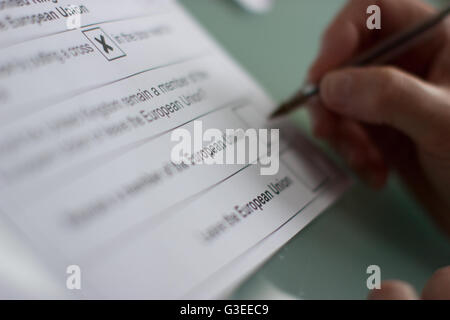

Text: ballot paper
xmin=0 ymin=0 xmax=350 ymax=299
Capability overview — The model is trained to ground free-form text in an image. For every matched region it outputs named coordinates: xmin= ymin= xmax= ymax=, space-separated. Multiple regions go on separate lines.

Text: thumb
xmin=319 ymin=66 xmax=450 ymax=145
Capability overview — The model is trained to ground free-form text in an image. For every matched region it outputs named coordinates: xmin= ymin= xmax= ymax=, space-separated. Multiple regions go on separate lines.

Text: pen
xmin=270 ymin=3 xmax=450 ymax=119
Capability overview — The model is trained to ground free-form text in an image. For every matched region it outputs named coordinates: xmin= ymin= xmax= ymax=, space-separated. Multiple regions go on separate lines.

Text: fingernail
xmin=322 ymin=72 xmax=354 ymax=106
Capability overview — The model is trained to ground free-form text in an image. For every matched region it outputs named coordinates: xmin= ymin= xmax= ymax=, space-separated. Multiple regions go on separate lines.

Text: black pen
xmin=270 ymin=3 xmax=450 ymax=119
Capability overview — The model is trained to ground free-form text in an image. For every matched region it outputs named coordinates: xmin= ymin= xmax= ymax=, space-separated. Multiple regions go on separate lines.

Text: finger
xmin=334 ymin=118 xmax=388 ymax=188
xmin=308 ymin=104 xmax=389 ymax=188
xmin=308 ymin=17 xmax=360 ymax=83
xmin=309 ymin=0 xmax=443 ymax=82
xmin=307 ymin=98 xmax=338 ymax=139
xmin=368 ymin=280 xmax=419 ymax=300
xmin=422 ymin=266 xmax=450 ymax=300
xmin=319 ymin=66 xmax=450 ymax=146
xmin=308 ymin=100 xmax=376 ymax=167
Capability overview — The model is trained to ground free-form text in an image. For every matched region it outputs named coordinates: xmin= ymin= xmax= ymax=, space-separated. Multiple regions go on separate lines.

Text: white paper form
xmin=0 ymin=0 xmax=351 ymax=298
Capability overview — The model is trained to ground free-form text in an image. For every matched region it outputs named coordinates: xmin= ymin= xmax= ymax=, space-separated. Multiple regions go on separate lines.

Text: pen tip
xmin=269 ymin=108 xmax=284 ymax=120
xmin=269 ymin=99 xmax=301 ymax=120
xmin=269 ymin=85 xmax=318 ymax=120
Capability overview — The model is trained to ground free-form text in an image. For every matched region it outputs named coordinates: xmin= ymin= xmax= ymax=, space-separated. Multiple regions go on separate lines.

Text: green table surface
xmin=180 ymin=0 xmax=450 ymax=299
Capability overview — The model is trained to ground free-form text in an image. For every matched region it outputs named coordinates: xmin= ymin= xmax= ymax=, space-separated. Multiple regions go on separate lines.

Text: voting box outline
xmin=82 ymin=27 xmax=126 ymax=61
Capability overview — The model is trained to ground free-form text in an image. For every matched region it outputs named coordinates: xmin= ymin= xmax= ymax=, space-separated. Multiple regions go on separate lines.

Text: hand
xmin=368 ymin=266 xmax=450 ymax=300
xmin=307 ymin=0 xmax=450 ymax=236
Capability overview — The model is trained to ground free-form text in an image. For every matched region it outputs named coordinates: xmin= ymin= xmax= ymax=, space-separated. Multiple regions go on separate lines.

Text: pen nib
xmin=269 ymin=105 xmax=289 ymax=120
xmin=269 ymin=94 xmax=308 ymax=120
xmin=269 ymin=84 xmax=319 ymax=120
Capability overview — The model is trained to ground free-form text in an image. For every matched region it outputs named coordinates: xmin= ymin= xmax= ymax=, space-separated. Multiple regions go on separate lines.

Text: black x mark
xmin=94 ymin=35 xmax=114 ymax=53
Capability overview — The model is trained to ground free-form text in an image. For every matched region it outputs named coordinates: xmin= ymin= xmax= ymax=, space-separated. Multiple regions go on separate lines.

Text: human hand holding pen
xmin=307 ymin=0 xmax=450 ymax=300
xmin=307 ymin=0 xmax=450 ymax=234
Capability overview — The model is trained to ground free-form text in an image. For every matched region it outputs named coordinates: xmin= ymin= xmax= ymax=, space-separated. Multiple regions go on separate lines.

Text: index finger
xmin=308 ymin=0 xmax=439 ymax=82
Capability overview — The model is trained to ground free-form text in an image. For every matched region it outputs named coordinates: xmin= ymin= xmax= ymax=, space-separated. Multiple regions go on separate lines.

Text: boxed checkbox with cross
xmin=82 ymin=27 xmax=126 ymax=61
